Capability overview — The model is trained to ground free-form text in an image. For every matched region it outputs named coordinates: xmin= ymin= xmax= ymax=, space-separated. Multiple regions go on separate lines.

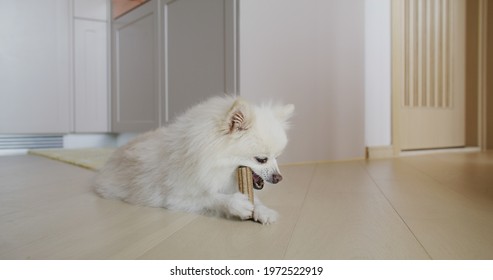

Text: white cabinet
xmin=0 ymin=0 xmax=71 ymax=133
xmin=73 ymin=0 xmax=109 ymax=133
xmin=111 ymin=0 xmax=238 ymax=132
xmin=0 ymin=0 xmax=236 ymax=134
xmin=0 ymin=0 xmax=109 ymax=134
xmin=74 ymin=0 xmax=108 ymax=21
xmin=74 ymin=19 xmax=109 ymax=132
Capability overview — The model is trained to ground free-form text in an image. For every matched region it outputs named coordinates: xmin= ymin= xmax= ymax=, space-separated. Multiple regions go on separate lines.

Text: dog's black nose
xmin=272 ymin=173 xmax=283 ymax=184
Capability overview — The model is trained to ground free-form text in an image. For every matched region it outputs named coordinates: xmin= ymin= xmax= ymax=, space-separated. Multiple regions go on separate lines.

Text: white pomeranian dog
xmin=94 ymin=95 xmax=294 ymax=224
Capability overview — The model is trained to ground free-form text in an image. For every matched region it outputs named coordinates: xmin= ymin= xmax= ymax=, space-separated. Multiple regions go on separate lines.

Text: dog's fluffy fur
xmin=94 ymin=95 xmax=294 ymax=224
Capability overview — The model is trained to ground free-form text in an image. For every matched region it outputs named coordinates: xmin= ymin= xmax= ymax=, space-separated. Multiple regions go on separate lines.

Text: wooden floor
xmin=1 ymin=151 xmax=492 ymax=259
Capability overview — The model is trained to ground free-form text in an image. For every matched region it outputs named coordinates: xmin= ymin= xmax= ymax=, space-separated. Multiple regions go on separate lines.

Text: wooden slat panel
xmin=442 ymin=0 xmax=449 ymax=108
xmin=403 ymin=0 xmax=453 ymax=109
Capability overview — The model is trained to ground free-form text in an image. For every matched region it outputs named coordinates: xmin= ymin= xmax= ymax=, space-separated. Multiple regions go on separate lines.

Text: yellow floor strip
xmin=28 ymin=148 xmax=114 ymax=171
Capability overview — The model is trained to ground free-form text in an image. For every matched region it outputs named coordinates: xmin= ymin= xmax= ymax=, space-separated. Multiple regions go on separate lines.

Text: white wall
xmin=239 ymin=0 xmax=366 ymax=163
xmin=364 ymin=0 xmax=392 ymax=148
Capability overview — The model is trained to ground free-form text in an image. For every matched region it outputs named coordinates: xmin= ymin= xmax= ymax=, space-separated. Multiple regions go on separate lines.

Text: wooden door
xmin=393 ymin=0 xmax=466 ymax=151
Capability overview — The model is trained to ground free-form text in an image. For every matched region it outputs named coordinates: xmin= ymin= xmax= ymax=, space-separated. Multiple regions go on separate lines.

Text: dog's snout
xmin=272 ymin=173 xmax=283 ymax=184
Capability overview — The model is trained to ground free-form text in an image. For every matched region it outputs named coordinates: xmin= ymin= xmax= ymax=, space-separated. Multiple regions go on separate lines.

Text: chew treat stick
xmin=237 ymin=166 xmax=254 ymax=204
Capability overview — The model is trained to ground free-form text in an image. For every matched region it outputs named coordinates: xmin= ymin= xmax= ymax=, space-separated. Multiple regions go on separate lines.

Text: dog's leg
xmin=205 ymin=192 xmax=254 ymax=220
xmin=200 ymin=193 xmax=278 ymax=224
xmin=252 ymin=196 xmax=279 ymax=225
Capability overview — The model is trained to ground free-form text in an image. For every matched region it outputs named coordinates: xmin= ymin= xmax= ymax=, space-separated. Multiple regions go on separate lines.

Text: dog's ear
xmin=224 ymin=98 xmax=253 ymax=134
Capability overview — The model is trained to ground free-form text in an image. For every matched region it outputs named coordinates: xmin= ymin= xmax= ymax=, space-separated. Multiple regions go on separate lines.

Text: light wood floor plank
xmin=363 ymin=152 xmax=493 ymax=259
xmin=284 ymin=163 xmax=430 ymax=259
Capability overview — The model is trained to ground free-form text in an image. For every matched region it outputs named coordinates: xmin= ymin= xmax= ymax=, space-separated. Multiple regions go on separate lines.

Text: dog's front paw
xmin=228 ymin=192 xmax=254 ymax=220
xmin=253 ymin=204 xmax=279 ymax=225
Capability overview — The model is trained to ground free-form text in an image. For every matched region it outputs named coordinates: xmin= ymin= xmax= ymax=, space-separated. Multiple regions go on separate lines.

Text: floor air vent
xmin=0 ymin=135 xmax=63 ymax=150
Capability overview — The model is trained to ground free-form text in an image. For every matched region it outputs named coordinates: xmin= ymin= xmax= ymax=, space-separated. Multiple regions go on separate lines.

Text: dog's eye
xmin=255 ymin=157 xmax=268 ymax=164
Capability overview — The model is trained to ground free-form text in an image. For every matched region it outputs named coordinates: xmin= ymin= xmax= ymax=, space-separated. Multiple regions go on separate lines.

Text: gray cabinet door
xmin=164 ymin=0 xmax=238 ymax=122
xmin=111 ymin=0 xmax=238 ymax=132
xmin=112 ymin=0 xmax=161 ymax=132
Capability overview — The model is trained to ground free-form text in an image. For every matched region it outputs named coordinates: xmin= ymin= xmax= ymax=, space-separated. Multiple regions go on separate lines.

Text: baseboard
xmin=399 ymin=146 xmax=481 ymax=157
xmin=281 ymin=156 xmax=366 ymax=167
xmin=365 ymin=145 xmax=395 ymax=159
xmin=63 ymin=134 xmax=117 ymax=149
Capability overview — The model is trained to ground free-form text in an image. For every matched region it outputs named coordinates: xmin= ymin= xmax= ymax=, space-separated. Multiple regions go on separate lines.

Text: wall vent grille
xmin=0 ymin=135 xmax=63 ymax=150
